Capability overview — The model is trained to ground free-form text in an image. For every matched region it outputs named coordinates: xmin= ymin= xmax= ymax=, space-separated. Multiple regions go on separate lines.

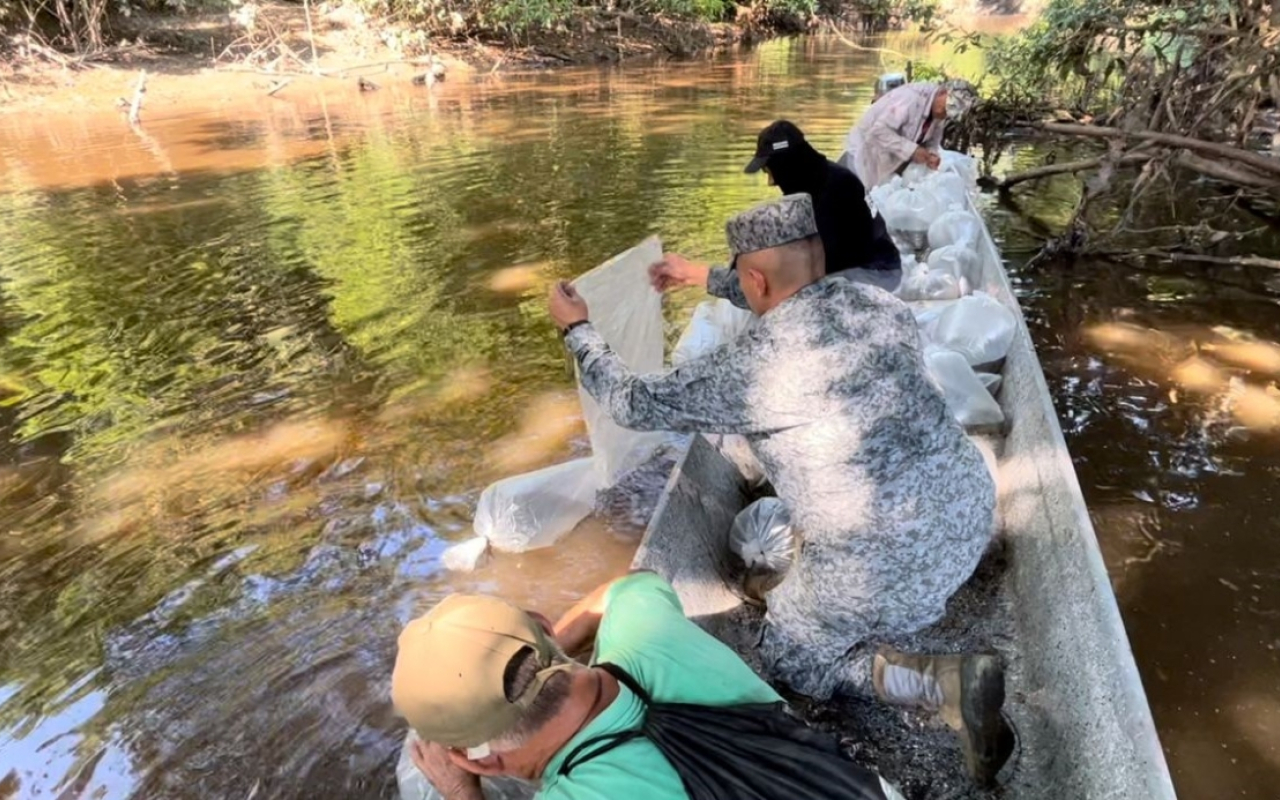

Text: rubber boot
xmin=872 ymin=647 xmax=1014 ymax=787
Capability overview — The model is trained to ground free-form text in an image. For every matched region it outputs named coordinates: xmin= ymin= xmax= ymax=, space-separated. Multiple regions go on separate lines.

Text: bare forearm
xmin=553 ymin=578 xmax=615 ymax=655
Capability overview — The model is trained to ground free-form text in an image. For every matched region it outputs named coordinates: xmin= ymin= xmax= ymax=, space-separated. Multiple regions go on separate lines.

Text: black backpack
xmin=558 ymin=663 xmax=889 ymax=800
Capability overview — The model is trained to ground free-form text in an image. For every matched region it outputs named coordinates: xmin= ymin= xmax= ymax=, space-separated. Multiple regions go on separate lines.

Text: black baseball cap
xmin=744 ymin=120 xmax=806 ymax=174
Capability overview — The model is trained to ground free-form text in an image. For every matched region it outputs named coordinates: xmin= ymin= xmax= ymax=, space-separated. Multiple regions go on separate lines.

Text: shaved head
xmin=737 ymin=235 xmax=825 ymax=315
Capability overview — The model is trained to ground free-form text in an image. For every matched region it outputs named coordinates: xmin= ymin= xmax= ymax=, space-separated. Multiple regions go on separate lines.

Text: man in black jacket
xmin=653 ymin=121 xmax=902 ymax=297
xmin=746 ymin=120 xmax=901 ymax=287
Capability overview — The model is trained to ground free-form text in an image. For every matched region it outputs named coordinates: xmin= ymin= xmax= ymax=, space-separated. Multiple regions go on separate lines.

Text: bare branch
xmin=1039 ymin=122 xmax=1280 ymax=179
xmin=1090 ymin=249 xmax=1280 ymax=271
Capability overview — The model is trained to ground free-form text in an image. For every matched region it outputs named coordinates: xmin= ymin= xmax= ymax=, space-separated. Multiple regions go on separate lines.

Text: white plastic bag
xmin=464 ymin=239 xmax=670 ymax=559
xmin=928 ymin=205 xmax=983 ymax=251
xmin=925 ymin=171 xmax=970 ymax=211
xmin=868 ymin=175 xmax=903 ymax=214
xmin=931 ymin=292 xmax=1017 ymax=369
xmin=472 ymin=458 xmax=600 ymax=553
xmin=927 ymin=243 xmax=981 ymax=286
xmin=940 ymin=149 xmax=979 ymax=188
xmin=900 ymin=163 xmax=933 ymax=186
xmin=925 ymin=346 xmax=1005 ymax=428
xmin=573 ymin=236 xmax=669 ymax=485
xmin=878 ymin=185 xmax=941 ymax=234
xmin=672 ymin=299 xmax=754 ymax=366
xmin=977 ymin=372 xmax=1003 ymax=396
xmin=398 ymin=731 xmax=534 ymax=800
xmin=728 ymin=497 xmax=795 ymax=573
xmin=441 ymin=536 xmax=490 ymax=572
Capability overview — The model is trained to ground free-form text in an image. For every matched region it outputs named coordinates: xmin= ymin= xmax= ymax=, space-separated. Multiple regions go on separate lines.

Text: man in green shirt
xmin=391 ymin=571 xmax=903 ymax=800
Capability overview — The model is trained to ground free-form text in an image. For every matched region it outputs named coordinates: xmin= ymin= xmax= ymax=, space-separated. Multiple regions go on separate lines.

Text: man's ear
xmin=448 ymin=748 xmax=507 ymax=777
xmin=743 ymin=267 xmax=768 ymax=298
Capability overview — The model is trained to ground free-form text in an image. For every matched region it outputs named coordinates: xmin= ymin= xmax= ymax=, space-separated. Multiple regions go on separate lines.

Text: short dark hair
xmin=498 ymin=646 xmax=572 ymax=746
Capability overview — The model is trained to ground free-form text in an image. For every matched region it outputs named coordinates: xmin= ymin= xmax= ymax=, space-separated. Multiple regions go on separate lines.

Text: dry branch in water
xmin=1038 ymin=123 xmax=1280 ymax=181
xmin=984 ymin=152 xmax=1152 ymax=189
xmin=1090 ymin=249 xmax=1280 ymax=271
xmin=127 ymin=70 xmax=146 ymax=126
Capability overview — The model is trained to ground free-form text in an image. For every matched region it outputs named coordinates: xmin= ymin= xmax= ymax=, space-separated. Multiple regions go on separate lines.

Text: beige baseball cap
xmin=391 ymin=594 xmax=571 ymax=748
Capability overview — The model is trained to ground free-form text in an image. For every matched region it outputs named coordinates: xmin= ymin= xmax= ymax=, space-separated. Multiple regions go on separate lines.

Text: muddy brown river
xmin=1 ymin=33 xmax=1277 ymax=800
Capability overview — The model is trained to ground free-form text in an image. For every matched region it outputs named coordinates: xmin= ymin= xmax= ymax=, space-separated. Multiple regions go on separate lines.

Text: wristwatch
xmin=561 ymin=320 xmax=590 ymax=337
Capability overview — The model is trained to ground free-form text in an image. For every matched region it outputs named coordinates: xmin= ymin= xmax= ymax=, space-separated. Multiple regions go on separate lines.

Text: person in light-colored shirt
xmin=840 ymin=80 xmax=976 ymax=189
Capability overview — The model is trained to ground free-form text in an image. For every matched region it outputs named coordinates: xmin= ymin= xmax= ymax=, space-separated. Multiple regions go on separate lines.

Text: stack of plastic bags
xmin=871 ymin=151 xmax=985 ymax=302
xmin=443 ymin=238 xmax=668 ymax=571
xmin=918 ymin=293 xmax=1016 ymax=429
xmin=865 ymin=151 xmax=1021 ymax=431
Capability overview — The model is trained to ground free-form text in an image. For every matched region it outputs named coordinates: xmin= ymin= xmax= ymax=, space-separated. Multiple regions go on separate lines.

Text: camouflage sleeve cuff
xmin=564 ymin=321 xmax=604 ymax=359
xmin=706 ymin=265 xmax=735 ymax=299
xmin=706 ymin=265 xmax=750 ymax=310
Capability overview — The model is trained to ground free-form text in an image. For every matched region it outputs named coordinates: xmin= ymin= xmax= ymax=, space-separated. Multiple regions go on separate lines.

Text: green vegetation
xmin=939 ymin=0 xmax=1280 ymax=271
xmin=3 ymin=0 xmax=933 ymax=57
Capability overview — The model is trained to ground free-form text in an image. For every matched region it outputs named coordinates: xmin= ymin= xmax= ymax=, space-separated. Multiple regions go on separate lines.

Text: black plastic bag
xmin=559 ymin=663 xmax=888 ymax=800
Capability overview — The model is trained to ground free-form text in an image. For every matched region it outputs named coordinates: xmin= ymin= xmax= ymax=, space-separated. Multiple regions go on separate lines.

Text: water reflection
xmin=0 ymin=31 xmax=1277 ymax=800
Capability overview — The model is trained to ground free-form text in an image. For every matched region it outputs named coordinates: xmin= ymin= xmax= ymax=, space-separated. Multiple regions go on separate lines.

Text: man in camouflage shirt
xmin=546 ymin=194 xmax=1012 ymax=786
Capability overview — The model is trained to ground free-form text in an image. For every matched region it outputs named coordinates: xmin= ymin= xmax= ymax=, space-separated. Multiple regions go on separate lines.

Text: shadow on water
xmin=0 ymin=32 xmax=1277 ymax=800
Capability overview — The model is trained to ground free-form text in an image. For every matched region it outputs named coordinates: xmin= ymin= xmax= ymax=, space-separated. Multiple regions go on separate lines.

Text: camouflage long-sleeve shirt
xmin=707 ymin=266 xmax=748 ymax=309
xmin=565 ymin=277 xmax=995 ymax=699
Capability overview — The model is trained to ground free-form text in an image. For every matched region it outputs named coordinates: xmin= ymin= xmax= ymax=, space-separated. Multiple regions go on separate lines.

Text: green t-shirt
xmin=538 ymin=572 xmax=781 ymax=800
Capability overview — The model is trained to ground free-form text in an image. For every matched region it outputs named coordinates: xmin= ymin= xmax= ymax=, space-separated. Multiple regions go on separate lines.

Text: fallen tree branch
xmin=982 ymin=153 xmax=1151 ymax=189
xmin=824 ymin=21 xmax=908 ymax=58
xmin=302 ymin=0 xmax=319 ymax=72
xmin=127 ymin=69 xmax=146 ymax=126
xmin=1173 ymin=152 xmax=1280 ymax=195
xmin=266 ymin=78 xmax=292 ymax=97
xmin=1090 ymin=249 xmax=1280 ymax=270
xmin=1039 ymin=122 xmax=1280 ymax=180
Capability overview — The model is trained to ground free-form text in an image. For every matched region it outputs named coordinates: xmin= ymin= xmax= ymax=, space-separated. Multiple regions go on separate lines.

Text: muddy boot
xmin=872 ymin=647 xmax=1014 ymax=787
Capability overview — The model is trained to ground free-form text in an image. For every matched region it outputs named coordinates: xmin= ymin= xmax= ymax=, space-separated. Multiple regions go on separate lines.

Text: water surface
xmin=0 ymin=33 xmax=1277 ymax=800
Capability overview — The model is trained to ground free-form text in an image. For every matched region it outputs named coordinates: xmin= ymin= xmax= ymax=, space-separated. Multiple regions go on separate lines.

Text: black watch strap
xmin=562 ymin=320 xmax=590 ymax=337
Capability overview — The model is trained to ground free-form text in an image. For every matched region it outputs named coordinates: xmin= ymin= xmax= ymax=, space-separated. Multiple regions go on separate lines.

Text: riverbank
xmin=0 ymin=0 xmax=851 ymax=116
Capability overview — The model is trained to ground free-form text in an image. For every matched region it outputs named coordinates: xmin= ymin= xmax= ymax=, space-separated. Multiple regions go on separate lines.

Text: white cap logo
xmin=771 ymin=141 xmax=789 ymax=151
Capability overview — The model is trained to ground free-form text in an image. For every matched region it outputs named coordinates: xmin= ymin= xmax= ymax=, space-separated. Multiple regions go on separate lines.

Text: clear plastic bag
xmin=897 ymin=265 xmax=961 ymax=302
xmin=877 ymin=184 xmax=942 ymax=234
xmin=728 ymin=497 xmax=795 ymax=573
xmin=940 ymin=149 xmax=979 ymax=189
xmin=573 ymin=236 xmax=670 ymax=485
xmin=977 ymin=372 xmax=1003 ymax=396
xmin=928 ymin=205 xmax=983 ymax=251
xmin=924 ymin=346 xmax=1005 ymax=428
xmin=397 ymin=731 xmax=535 ymax=800
xmin=440 ymin=536 xmax=490 ymax=572
xmin=463 ymin=239 xmax=671 ymax=558
xmin=900 ymin=163 xmax=933 ymax=186
xmin=672 ymin=299 xmax=754 ymax=366
xmin=472 ymin=458 xmax=600 ymax=553
xmin=924 ymin=170 xmax=970 ymax=211
xmin=931 ymin=292 xmax=1017 ymax=369
xmin=927 ymin=243 xmax=981 ymax=286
